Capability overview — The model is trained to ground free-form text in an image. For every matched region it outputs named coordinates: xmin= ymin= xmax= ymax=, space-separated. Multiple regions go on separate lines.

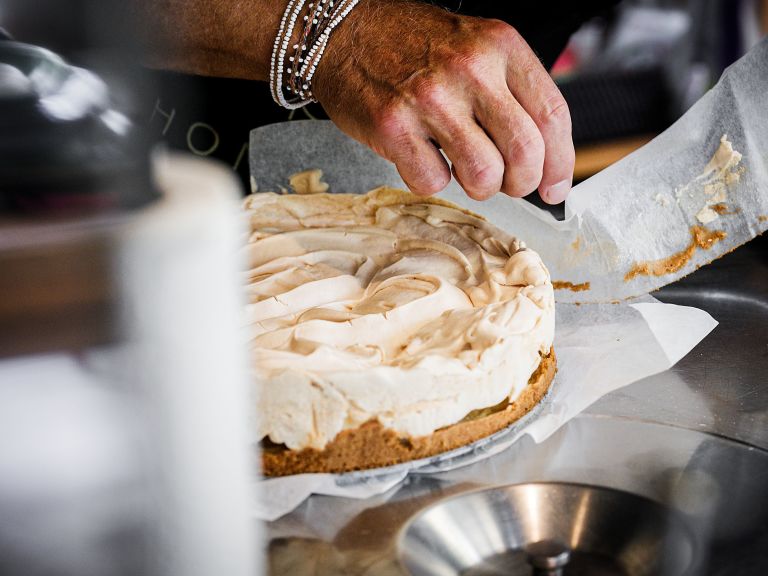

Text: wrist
xmin=270 ymin=0 xmax=365 ymax=109
xmin=309 ymin=0 xmax=366 ymax=105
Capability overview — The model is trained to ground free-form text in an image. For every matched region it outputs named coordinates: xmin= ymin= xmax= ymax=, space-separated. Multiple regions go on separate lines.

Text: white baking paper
xmin=248 ymin=39 xmax=766 ymax=521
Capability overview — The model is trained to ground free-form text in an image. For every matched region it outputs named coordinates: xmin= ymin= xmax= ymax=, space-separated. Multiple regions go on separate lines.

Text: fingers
xmin=373 ymin=111 xmax=451 ymax=196
xmin=392 ymin=137 xmax=452 ymax=196
xmin=474 ymin=90 xmax=545 ymax=199
xmin=427 ymin=111 xmax=505 ymax=200
xmin=501 ymin=28 xmax=575 ymax=204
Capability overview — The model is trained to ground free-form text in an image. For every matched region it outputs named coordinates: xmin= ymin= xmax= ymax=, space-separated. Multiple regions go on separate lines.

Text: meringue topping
xmin=245 ymin=188 xmax=555 ymax=450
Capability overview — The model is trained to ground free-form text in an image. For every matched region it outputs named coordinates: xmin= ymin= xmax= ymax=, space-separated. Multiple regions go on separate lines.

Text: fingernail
xmin=543 ymin=179 xmax=571 ymax=204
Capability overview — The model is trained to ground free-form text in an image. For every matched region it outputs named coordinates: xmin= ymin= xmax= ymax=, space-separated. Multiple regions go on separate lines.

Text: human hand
xmin=312 ymin=0 xmax=574 ymax=203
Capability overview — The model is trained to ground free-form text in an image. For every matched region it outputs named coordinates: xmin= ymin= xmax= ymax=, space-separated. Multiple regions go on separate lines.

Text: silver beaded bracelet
xmin=270 ymin=0 xmax=361 ymax=109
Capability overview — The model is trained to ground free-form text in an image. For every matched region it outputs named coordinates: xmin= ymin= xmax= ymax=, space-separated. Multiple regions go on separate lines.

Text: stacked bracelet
xmin=270 ymin=0 xmax=361 ymax=109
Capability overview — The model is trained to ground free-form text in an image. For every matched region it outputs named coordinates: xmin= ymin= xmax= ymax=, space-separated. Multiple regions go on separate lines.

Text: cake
xmin=244 ymin=187 xmax=556 ymax=476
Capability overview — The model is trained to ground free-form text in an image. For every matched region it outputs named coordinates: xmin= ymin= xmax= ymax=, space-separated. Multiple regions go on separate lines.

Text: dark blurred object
xmin=560 ymin=66 xmax=671 ymax=145
xmin=0 ymin=0 xmax=140 ymax=62
xmin=689 ymin=0 xmax=766 ymax=83
xmin=0 ymin=41 xmax=156 ymax=213
xmin=0 ymin=0 xmax=156 ymax=214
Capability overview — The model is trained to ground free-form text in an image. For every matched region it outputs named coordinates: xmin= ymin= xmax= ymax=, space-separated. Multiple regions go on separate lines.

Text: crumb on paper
xmin=696 ymin=205 xmax=719 ymax=224
xmin=759 ymin=215 xmax=768 ymax=223
xmin=570 ymin=237 xmax=581 ymax=250
xmin=289 ymin=168 xmax=330 ymax=195
xmin=711 ymin=203 xmax=734 ymax=215
xmin=704 ymin=181 xmax=723 ymax=196
xmin=706 ymin=185 xmax=727 ymax=203
xmin=552 ymin=280 xmax=591 ymax=292
xmin=703 ymin=134 xmax=743 ymax=176
xmin=655 ymin=193 xmax=670 ymax=207
xmin=687 ymin=135 xmax=744 ymax=226
xmin=724 ymin=168 xmax=743 ymax=186
xmin=624 ymin=226 xmax=727 ymax=281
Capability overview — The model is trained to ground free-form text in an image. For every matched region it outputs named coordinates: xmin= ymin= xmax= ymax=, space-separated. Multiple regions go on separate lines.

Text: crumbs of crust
xmin=625 ymin=225 xmax=726 ymax=282
xmin=552 ymin=281 xmax=591 ymax=292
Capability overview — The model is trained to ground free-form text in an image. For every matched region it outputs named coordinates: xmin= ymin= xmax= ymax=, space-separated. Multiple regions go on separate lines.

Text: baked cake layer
xmin=262 ymin=348 xmax=555 ymax=476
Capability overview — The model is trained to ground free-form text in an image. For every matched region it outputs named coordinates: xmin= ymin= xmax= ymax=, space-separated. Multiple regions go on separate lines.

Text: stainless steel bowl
xmin=397 ymin=482 xmax=695 ymax=576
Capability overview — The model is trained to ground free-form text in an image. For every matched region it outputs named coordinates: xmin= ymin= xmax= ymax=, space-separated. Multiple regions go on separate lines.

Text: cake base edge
xmin=261 ymin=348 xmax=557 ymax=476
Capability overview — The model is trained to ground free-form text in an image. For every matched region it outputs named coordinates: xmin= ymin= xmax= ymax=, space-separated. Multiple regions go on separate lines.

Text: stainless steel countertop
xmin=266 ymin=234 xmax=768 ymax=576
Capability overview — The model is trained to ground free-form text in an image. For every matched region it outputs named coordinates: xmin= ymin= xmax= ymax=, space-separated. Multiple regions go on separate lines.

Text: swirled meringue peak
xmin=245 ymin=187 xmax=554 ymax=451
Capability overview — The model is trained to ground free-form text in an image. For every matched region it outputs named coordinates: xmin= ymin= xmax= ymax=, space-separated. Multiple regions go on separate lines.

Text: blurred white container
xmin=0 ymin=153 xmax=259 ymax=576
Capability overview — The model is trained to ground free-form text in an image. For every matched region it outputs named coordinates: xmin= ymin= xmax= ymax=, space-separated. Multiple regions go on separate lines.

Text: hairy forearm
xmin=132 ymin=0 xmax=289 ymax=80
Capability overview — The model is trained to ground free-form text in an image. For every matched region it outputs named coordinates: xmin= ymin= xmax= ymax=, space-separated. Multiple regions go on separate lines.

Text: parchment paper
xmin=249 ymin=39 xmax=766 ymax=521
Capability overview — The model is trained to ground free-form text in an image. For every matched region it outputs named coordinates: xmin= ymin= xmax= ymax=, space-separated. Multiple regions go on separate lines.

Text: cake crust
xmin=261 ymin=348 xmax=556 ymax=476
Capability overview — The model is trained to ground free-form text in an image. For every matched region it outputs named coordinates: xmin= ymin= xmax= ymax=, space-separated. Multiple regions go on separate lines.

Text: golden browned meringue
xmin=244 ymin=188 xmax=555 ymax=451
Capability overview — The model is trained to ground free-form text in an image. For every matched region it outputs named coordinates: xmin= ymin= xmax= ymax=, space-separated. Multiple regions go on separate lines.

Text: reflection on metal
xmin=567 ymin=488 xmax=591 ymax=551
xmin=399 ymin=483 xmax=695 ymax=576
xmin=526 ymin=539 xmax=570 ymax=575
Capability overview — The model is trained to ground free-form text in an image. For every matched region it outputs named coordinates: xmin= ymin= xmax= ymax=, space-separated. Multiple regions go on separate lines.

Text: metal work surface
xmin=265 ymin=235 xmax=768 ymax=576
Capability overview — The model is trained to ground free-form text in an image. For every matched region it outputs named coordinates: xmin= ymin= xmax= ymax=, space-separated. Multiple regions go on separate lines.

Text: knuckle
xmin=372 ymin=106 xmax=409 ymax=142
xmin=538 ymin=93 xmax=572 ymax=129
xmin=474 ymin=162 xmax=503 ymax=189
xmin=507 ymin=127 xmax=544 ymax=165
xmin=413 ymin=172 xmax=450 ymax=196
xmin=502 ymin=130 xmax=545 ymax=196
xmin=490 ymin=21 xmax=529 ymax=55
xmin=462 ymin=158 xmax=503 ymax=192
xmin=411 ymin=79 xmax=450 ymax=110
xmin=441 ymin=26 xmax=505 ymax=86
xmin=373 ymin=106 xmax=406 ymax=138
xmin=519 ymin=60 xmax=544 ymax=86
xmin=444 ymin=45 xmax=485 ymax=70
xmin=402 ymin=161 xmax=450 ymax=196
xmin=484 ymin=19 xmax=518 ymax=45
xmin=502 ymin=168 xmax=541 ymax=197
xmin=450 ymin=53 xmax=495 ymax=88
